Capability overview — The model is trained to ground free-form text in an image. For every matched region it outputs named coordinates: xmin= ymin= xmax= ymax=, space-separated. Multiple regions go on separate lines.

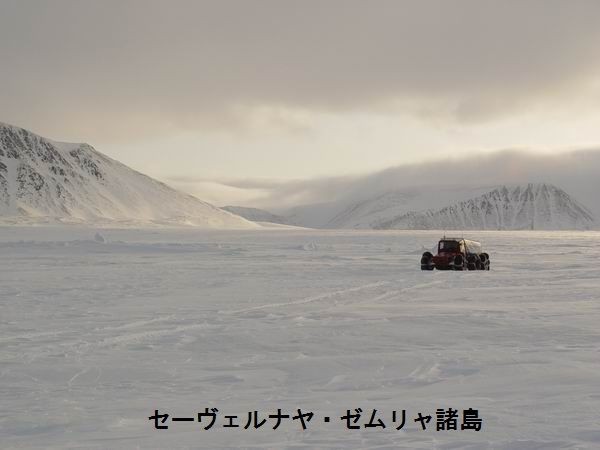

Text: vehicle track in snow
xmin=223 ymin=281 xmax=391 ymax=315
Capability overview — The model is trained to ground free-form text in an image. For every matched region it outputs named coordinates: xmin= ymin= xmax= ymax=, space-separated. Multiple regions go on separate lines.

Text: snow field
xmin=1 ymin=228 xmax=599 ymax=449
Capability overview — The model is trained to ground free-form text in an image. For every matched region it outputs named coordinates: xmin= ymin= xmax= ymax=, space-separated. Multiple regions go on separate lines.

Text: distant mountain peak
xmin=0 ymin=122 xmax=257 ymax=228
xmin=375 ymin=183 xmax=595 ymax=230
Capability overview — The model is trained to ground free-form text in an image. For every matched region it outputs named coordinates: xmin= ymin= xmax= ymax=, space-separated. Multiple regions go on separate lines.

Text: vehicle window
xmin=439 ymin=241 xmax=459 ymax=251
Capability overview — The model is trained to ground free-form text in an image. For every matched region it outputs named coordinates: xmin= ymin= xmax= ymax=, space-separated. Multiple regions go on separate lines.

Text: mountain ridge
xmin=0 ymin=122 xmax=257 ymax=228
xmin=374 ymin=183 xmax=596 ymax=230
xmin=229 ymin=184 xmax=596 ymax=230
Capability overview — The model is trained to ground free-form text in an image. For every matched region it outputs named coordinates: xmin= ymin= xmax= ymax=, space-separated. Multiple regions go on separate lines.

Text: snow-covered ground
xmin=1 ymin=227 xmax=599 ymax=449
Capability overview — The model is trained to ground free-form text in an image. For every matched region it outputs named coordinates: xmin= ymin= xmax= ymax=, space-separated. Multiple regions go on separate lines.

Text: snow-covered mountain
xmin=375 ymin=184 xmax=596 ymax=230
xmin=323 ymin=185 xmax=496 ymax=229
xmin=0 ymin=122 xmax=257 ymax=228
xmin=281 ymin=183 xmax=596 ymax=230
xmin=221 ymin=205 xmax=291 ymax=225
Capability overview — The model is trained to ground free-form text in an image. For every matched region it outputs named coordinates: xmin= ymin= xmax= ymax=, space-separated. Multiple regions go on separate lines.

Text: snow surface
xmin=2 ymin=227 xmax=600 ymax=449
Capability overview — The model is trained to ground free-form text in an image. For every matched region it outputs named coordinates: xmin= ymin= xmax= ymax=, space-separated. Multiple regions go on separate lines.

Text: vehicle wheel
xmin=421 ymin=252 xmax=434 ymax=270
xmin=477 ymin=253 xmax=485 ymax=270
xmin=453 ymin=254 xmax=464 ymax=271
xmin=467 ymin=254 xmax=478 ymax=271
xmin=480 ymin=253 xmax=490 ymax=270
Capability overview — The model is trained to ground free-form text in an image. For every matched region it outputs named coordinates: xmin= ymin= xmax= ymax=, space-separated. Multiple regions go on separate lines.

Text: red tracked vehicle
xmin=421 ymin=238 xmax=490 ymax=271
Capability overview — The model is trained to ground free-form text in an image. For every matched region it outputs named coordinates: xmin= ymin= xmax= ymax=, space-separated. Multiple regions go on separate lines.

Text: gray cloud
xmin=1 ymin=0 xmax=600 ymax=139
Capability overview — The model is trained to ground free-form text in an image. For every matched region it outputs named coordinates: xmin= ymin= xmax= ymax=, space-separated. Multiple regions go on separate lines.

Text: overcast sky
xmin=2 ymin=0 xmax=600 ymax=205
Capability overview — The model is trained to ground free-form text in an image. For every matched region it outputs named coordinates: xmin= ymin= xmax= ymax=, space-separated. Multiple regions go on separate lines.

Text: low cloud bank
xmin=170 ymin=148 xmax=600 ymax=216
